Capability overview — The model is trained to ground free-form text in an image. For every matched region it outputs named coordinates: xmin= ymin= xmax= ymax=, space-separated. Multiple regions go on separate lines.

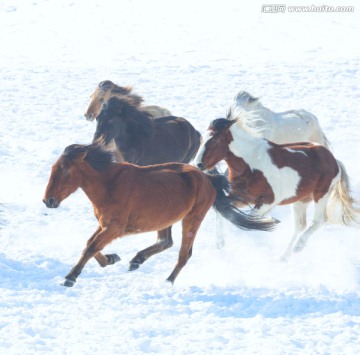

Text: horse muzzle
xmin=43 ymin=197 xmax=60 ymax=208
xmin=84 ymin=113 xmax=95 ymax=121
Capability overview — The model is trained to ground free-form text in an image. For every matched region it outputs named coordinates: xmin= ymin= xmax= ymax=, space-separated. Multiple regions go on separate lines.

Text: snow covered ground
xmin=1 ymin=0 xmax=360 ymax=353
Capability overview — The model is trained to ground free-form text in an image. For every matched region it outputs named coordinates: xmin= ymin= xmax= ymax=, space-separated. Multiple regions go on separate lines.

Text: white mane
xmin=231 ymin=107 xmax=270 ymax=138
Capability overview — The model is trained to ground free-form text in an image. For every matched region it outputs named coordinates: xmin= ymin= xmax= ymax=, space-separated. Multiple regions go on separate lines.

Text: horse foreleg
xmin=215 ymin=212 xmax=225 ymax=249
xmin=85 ymin=227 xmax=121 ymax=268
xmin=62 ymin=227 xmax=120 ymax=287
xmin=280 ymin=201 xmax=308 ymax=261
xmin=129 ymin=226 xmax=173 ymax=271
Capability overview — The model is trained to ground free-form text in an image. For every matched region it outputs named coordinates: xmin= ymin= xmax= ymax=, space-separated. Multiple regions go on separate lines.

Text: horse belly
xmin=124 ymin=180 xmax=194 ymax=233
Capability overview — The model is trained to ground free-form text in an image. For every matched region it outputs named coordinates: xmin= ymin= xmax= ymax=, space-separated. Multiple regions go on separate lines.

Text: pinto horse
xmin=84 ymin=80 xmax=171 ymax=121
xmin=195 ymin=117 xmax=360 ymax=259
xmin=43 ymin=144 xmax=277 ymax=287
xmin=227 ymin=91 xmax=331 ymax=148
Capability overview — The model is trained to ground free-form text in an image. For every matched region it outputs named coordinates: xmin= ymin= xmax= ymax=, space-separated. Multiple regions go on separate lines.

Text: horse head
xmin=43 ymin=145 xmax=87 ymax=208
xmin=194 ymin=118 xmax=236 ymax=171
xmin=84 ymin=80 xmax=142 ymax=121
xmin=93 ymin=96 xmax=130 ymax=147
xmin=234 ymin=91 xmax=259 ymax=106
xmin=94 ymin=96 xmax=153 ymax=150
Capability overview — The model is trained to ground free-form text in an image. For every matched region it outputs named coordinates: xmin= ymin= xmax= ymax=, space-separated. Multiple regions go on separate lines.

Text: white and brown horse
xmin=195 ymin=117 xmax=360 ymax=259
xmin=84 ymin=80 xmax=171 ymax=121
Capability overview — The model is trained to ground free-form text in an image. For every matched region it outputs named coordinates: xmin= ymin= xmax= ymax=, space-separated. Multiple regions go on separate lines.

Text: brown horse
xmin=43 ymin=144 xmax=277 ymax=287
xmin=90 ymin=94 xmax=202 ymax=264
xmin=194 ymin=117 xmax=360 ymax=260
xmin=84 ymin=80 xmax=171 ymax=121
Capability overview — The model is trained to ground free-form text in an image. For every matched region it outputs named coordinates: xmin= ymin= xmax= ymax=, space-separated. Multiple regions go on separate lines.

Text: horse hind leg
xmin=215 ymin=211 xmax=226 ymax=249
xmin=293 ymin=195 xmax=328 ymax=253
xmin=166 ymin=207 xmax=209 ymax=284
xmin=280 ymin=201 xmax=308 ymax=261
xmin=129 ymin=226 xmax=173 ymax=271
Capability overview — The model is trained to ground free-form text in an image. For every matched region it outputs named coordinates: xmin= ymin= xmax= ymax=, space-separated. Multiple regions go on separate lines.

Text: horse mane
xmin=230 ymin=108 xmax=268 ymax=137
xmin=105 ymin=96 xmax=154 ymax=142
xmin=98 ymin=80 xmax=144 ymax=106
xmin=64 ymin=144 xmax=116 ymax=171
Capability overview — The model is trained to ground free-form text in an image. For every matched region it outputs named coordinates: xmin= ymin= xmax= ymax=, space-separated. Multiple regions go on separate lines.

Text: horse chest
xmin=231 ymin=170 xmax=275 ymax=208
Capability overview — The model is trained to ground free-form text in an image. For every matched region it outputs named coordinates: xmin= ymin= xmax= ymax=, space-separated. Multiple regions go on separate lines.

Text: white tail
xmin=326 ymin=160 xmax=360 ymax=226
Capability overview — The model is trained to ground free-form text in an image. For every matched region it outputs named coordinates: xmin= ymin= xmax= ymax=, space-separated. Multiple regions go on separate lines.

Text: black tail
xmin=206 ymin=170 xmax=278 ymax=232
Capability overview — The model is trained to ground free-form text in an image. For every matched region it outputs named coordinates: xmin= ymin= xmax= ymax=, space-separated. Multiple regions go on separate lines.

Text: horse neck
xmin=225 ymin=153 xmax=249 ymax=179
xmin=123 ymin=109 xmax=154 ymax=144
xmin=228 ymin=125 xmax=269 ymax=163
xmin=232 ymin=102 xmax=274 ymax=132
xmin=254 ymin=103 xmax=274 ymax=121
xmin=75 ymin=162 xmax=119 ymax=207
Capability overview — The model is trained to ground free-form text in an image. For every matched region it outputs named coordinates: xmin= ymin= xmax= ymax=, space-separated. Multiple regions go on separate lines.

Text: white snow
xmin=1 ymin=0 xmax=360 ymax=354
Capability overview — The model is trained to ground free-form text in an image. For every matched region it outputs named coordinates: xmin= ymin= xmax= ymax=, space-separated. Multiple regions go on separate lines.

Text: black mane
xmin=209 ymin=118 xmax=235 ymax=132
xmin=63 ymin=144 xmax=116 ymax=171
xmin=104 ymin=96 xmax=153 ymax=142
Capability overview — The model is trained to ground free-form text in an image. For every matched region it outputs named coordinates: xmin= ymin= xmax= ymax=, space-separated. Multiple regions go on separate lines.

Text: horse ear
xmin=77 ymin=151 xmax=88 ymax=161
xmin=99 ymin=80 xmax=114 ymax=90
xmin=228 ymin=119 xmax=237 ymax=127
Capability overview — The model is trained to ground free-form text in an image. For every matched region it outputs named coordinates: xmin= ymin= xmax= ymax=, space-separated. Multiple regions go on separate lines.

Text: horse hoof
xmin=216 ymin=241 xmax=225 ymax=249
xmin=129 ymin=262 xmax=140 ymax=271
xmin=61 ymin=278 xmax=75 ymax=287
xmin=106 ymin=254 xmax=121 ymax=265
xmin=279 ymin=254 xmax=289 ymax=262
xmin=293 ymin=244 xmax=304 ymax=253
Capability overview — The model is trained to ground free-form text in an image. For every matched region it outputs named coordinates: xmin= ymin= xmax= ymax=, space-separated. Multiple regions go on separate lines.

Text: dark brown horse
xmin=93 ymin=95 xmax=201 ymax=165
xmin=84 ymin=80 xmax=171 ymax=121
xmin=43 ymin=144 xmax=277 ymax=287
xmin=195 ymin=118 xmax=360 ymax=260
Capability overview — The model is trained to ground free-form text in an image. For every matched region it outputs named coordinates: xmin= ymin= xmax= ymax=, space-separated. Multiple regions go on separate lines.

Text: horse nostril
xmin=44 ymin=197 xmax=58 ymax=208
xmin=197 ymin=162 xmax=204 ymax=170
xmin=85 ymin=113 xmax=93 ymax=121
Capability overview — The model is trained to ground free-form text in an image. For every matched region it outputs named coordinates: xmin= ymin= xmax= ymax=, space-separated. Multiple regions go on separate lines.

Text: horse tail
xmin=326 ymin=160 xmax=360 ymax=226
xmin=321 ymin=131 xmax=332 ymax=150
xmin=206 ymin=169 xmax=278 ymax=231
xmin=300 ymin=110 xmax=332 ymax=150
xmin=183 ymin=129 xmax=202 ymax=164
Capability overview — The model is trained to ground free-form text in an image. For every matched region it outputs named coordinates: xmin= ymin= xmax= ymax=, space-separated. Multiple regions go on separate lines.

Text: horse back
xmin=148 ymin=116 xmax=201 ymax=164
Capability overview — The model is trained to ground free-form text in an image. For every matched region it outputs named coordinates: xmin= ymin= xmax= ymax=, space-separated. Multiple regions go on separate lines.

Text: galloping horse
xmin=84 ymin=80 xmax=171 ymax=121
xmin=43 ymin=144 xmax=277 ymax=286
xmin=195 ymin=117 xmax=360 ymax=259
xmin=227 ymin=91 xmax=330 ymax=148
xmin=93 ymin=95 xmax=201 ymax=165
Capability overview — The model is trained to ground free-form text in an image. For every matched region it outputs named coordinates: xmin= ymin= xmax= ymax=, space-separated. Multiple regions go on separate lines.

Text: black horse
xmin=93 ymin=95 xmax=202 ymax=271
